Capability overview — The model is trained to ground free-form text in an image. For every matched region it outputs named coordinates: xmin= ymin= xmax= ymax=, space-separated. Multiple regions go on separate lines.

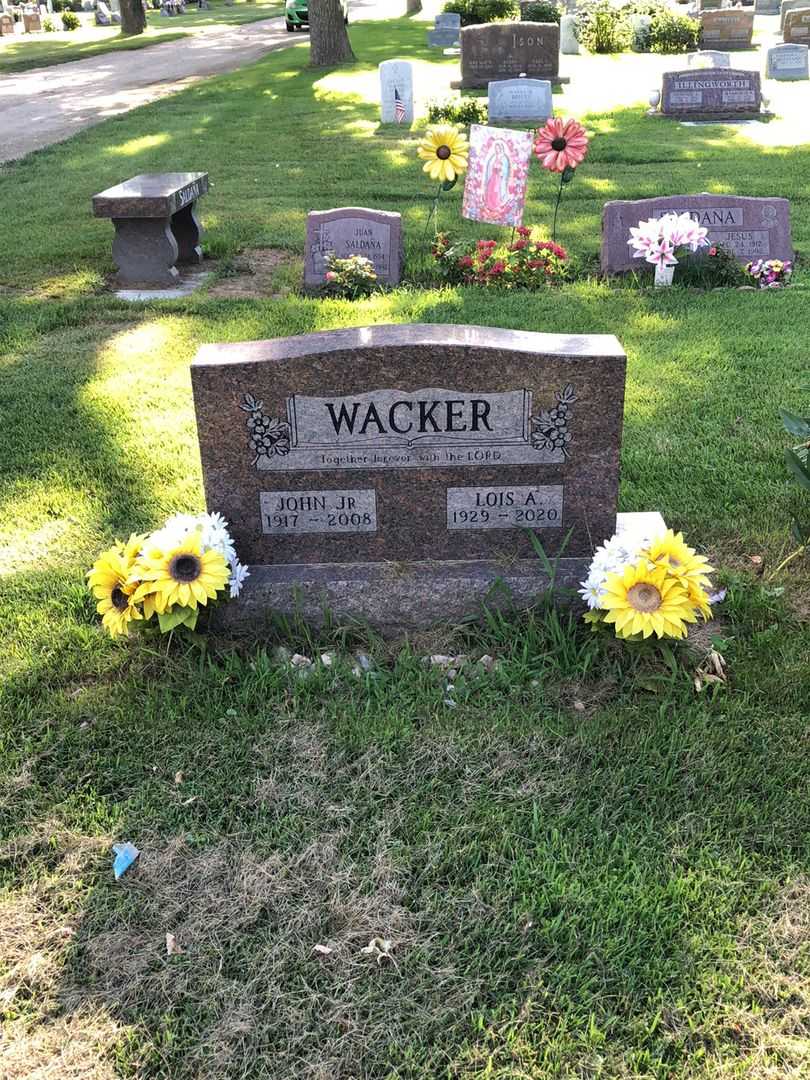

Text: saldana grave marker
xmin=191 ymin=324 xmax=647 ymax=633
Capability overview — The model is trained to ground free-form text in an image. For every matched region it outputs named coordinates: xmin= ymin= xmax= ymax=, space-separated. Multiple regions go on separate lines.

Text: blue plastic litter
xmin=112 ymin=842 xmax=140 ymax=880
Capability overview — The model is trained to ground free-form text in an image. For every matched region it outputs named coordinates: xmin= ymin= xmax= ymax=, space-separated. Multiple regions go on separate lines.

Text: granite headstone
xmin=755 ymin=0 xmax=780 ymax=12
xmin=487 ymin=78 xmax=553 ymax=121
xmin=379 ymin=59 xmax=414 ymax=125
xmin=435 ymin=11 xmax=461 ymax=28
xmin=660 ymin=68 xmax=761 ymax=117
xmin=766 ymin=40 xmax=809 ymax=76
xmin=304 ymin=207 xmax=403 ymax=288
xmin=601 ymin=193 xmax=793 ymax=272
xmin=783 ymin=7 xmax=810 ymax=42
xmin=191 ymin=324 xmax=631 ymax=632
xmin=780 ymin=0 xmax=808 ymax=30
xmin=700 ymin=9 xmax=755 ymax=47
xmin=687 ymin=49 xmax=732 ymax=67
xmin=428 ymin=27 xmax=461 ymax=46
xmin=459 ymin=22 xmax=560 ymax=88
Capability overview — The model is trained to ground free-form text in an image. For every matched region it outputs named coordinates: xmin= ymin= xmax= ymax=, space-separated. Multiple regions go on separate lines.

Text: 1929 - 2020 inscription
xmin=447 ymin=485 xmax=564 ymax=530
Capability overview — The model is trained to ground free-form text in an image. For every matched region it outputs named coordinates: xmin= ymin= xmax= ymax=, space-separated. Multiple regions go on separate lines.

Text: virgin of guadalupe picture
xmin=462 ymin=125 xmax=533 ymax=228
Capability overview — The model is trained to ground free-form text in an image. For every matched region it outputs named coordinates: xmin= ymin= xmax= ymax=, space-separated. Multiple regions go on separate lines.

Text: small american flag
xmin=394 ymin=87 xmax=406 ymax=124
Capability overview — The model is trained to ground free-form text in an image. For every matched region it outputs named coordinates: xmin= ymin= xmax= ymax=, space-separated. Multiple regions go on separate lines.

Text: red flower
xmin=489 ymin=260 xmax=506 ymax=274
xmin=516 ymin=226 xmax=532 ymax=237
xmin=458 ymin=255 xmax=473 ymax=268
xmin=533 ymin=118 xmax=589 ymax=173
xmin=535 ymin=241 xmax=568 ymax=260
xmin=510 ymin=239 xmax=528 ymax=251
xmin=708 ymin=247 xmax=718 ymax=256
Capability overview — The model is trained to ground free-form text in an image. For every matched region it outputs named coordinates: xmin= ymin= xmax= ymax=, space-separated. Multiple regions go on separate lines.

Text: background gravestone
xmin=191 ymin=324 xmax=630 ymax=632
xmin=304 ymin=207 xmax=403 ymax=287
xmin=766 ymin=41 xmax=809 ymax=77
xmin=459 ymin=22 xmax=561 ymax=88
xmin=560 ymin=13 xmax=579 ymax=53
xmin=687 ymin=49 xmax=732 ymax=67
xmin=428 ymin=10 xmax=460 ymax=46
xmin=783 ymin=8 xmax=810 ymax=43
xmin=780 ymin=0 xmax=808 ymax=31
xmin=660 ymin=68 xmax=761 ymax=117
xmin=601 ymin=193 xmax=793 ymax=272
xmin=755 ymin=0 xmax=781 ymax=12
xmin=379 ymin=59 xmax=414 ymax=125
xmin=700 ymin=9 xmax=755 ymax=47
xmin=487 ymin=78 xmax=553 ymax=121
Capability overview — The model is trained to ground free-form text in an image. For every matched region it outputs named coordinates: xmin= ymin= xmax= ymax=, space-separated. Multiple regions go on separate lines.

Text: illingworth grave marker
xmin=191 ymin=324 xmax=632 ymax=632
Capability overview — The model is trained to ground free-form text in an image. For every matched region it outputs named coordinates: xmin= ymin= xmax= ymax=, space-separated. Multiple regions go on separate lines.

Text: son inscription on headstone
xmin=304 ymin=207 xmax=403 ymax=288
xmin=460 ymin=22 xmax=560 ymax=88
xmin=191 ymin=324 xmax=629 ymax=631
xmin=661 ymin=68 xmax=761 ymax=117
xmin=601 ymin=193 xmax=793 ymax=272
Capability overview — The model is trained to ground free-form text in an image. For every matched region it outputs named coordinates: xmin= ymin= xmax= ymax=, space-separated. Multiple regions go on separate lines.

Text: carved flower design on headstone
xmin=239 ymin=394 xmax=291 ymax=465
xmin=531 ymin=384 xmax=576 ymax=457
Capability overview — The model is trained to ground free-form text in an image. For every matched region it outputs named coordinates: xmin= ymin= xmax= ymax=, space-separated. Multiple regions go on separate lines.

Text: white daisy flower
xmin=229 ymin=561 xmax=250 ymax=599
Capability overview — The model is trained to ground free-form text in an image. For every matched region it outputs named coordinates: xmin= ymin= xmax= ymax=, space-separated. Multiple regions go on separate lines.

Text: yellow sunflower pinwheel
xmin=417 ymin=125 xmax=469 ymax=184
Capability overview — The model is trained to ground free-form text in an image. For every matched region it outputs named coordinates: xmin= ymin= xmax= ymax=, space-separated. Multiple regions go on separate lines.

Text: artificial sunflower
xmin=417 ymin=125 xmax=469 ymax=183
xmin=600 ymin=560 xmax=698 ymax=640
xmin=533 ymin=117 xmax=589 ymax=173
xmin=132 ymin=530 xmax=230 ymax=613
xmin=86 ymin=535 xmax=145 ymax=638
xmin=642 ymin=530 xmax=714 ymax=590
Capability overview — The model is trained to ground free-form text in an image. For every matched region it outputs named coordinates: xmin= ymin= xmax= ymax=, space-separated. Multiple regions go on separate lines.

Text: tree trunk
xmin=309 ymin=0 xmax=355 ymax=66
xmin=120 ymin=0 xmax=146 ymax=35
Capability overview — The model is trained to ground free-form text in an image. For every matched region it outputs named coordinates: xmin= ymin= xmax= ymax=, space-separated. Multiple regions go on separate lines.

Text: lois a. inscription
xmin=240 ymin=385 xmax=576 ymax=471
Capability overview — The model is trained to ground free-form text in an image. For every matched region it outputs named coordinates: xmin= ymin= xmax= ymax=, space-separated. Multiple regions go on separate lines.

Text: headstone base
xmin=649 ymin=108 xmax=767 ymax=121
xmin=216 ymin=511 xmax=665 ymax=637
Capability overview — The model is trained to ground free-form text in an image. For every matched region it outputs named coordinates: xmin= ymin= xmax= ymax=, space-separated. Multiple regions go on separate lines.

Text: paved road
xmin=0 ymin=0 xmax=399 ymax=164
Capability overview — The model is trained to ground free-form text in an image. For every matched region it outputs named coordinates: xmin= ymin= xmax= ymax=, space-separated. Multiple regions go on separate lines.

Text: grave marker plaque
xmin=460 ymin=22 xmax=560 ymax=88
xmin=487 ymin=77 xmax=553 ymax=121
xmin=660 ymin=68 xmax=761 ymax=117
xmin=601 ymin=193 xmax=792 ymax=272
xmin=687 ymin=49 xmax=732 ymax=68
xmin=304 ymin=207 xmax=403 ymax=287
xmin=766 ymin=41 xmax=809 ymax=76
xmin=379 ymin=59 xmax=414 ymax=125
xmin=191 ymin=325 xmax=629 ymax=631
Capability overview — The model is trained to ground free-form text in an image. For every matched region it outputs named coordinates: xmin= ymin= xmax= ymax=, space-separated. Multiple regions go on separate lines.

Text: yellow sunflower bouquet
xmin=579 ymin=529 xmax=715 ymax=641
xmin=87 ymin=512 xmax=249 ymax=638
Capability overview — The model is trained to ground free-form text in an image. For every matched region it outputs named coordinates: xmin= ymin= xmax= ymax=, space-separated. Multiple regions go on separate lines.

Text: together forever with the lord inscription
xmin=191 ymin=324 xmax=627 ymax=629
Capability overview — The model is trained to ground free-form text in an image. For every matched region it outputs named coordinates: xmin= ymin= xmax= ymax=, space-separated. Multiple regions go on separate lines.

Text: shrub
xmin=427 ymin=97 xmax=488 ymax=125
xmin=443 ymin=0 xmax=519 ymax=25
xmin=43 ymin=15 xmax=56 ymax=29
xmin=520 ymin=0 xmax=562 ymax=22
xmin=648 ymin=9 xmax=699 ymax=52
xmin=61 ymin=9 xmax=81 ymax=29
xmin=674 ymin=244 xmax=747 ymax=288
xmin=432 ymin=229 xmax=570 ymax=288
xmin=576 ymin=1 xmax=631 ymax=52
xmin=321 ymin=254 xmax=378 ymax=300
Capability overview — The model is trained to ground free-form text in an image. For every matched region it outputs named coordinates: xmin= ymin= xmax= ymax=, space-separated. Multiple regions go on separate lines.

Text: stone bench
xmin=92 ymin=172 xmax=208 ymax=287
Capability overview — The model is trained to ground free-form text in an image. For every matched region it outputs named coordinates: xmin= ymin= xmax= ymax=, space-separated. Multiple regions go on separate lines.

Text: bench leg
xmin=111 ymin=217 xmax=179 ymax=287
xmin=171 ymin=201 xmax=203 ymax=264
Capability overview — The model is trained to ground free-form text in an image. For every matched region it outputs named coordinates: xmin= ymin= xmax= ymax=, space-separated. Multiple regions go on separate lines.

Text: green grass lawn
xmin=1 ymin=16 xmax=809 ymax=1080
xmin=0 ymin=0 xmax=280 ymax=74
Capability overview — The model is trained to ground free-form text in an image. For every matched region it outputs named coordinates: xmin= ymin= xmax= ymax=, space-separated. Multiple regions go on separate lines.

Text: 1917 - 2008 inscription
xmin=260 ymin=489 xmax=377 ymax=535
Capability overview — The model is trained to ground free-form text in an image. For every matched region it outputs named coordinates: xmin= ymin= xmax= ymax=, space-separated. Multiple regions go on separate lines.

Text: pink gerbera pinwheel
xmin=533 ymin=118 xmax=589 ymax=173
